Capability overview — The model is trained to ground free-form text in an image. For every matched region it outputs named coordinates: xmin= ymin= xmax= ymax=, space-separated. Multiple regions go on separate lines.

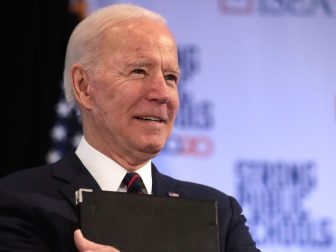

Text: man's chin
xmin=141 ymin=142 xmax=164 ymax=156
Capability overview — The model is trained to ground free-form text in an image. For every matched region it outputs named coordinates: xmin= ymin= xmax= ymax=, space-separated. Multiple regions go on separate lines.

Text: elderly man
xmin=0 ymin=3 xmax=260 ymax=252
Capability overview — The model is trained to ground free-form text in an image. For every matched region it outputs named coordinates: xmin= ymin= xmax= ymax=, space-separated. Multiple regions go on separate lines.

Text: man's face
xmin=82 ymin=19 xmax=180 ymax=167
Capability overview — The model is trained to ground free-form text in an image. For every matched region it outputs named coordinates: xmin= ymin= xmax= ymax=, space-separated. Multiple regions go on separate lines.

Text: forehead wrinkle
xmin=126 ymin=59 xmax=153 ymax=68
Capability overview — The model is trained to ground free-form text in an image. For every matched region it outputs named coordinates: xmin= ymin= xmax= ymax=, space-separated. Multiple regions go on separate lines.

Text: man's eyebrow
xmin=126 ymin=60 xmax=153 ymax=67
xmin=170 ymin=67 xmax=181 ymax=75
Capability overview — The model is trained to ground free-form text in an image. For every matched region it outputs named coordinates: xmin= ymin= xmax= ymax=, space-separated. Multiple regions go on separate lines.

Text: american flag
xmin=46 ymin=84 xmax=83 ymax=164
xmin=46 ymin=0 xmax=88 ymax=164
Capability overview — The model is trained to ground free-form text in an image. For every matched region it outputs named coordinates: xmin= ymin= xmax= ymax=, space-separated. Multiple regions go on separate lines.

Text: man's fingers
xmin=74 ymin=229 xmax=88 ymax=251
xmin=74 ymin=229 xmax=120 ymax=252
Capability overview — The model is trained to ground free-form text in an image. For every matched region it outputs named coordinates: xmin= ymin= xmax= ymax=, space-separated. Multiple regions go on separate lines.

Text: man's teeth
xmin=140 ymin=117 xmax=161 ymax=121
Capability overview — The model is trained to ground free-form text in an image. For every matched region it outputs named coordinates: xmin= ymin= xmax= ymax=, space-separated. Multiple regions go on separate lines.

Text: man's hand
xmin=74 ymin=229 xmax=120 ymax=252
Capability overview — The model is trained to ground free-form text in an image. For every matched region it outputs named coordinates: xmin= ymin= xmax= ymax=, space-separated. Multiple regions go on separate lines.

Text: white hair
xmin=63 ymin=3 xmax=166 ymax=103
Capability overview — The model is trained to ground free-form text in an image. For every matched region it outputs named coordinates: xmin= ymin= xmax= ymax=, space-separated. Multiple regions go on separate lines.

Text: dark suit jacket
xmin=0 ymin=152 xmax=260 ymax=252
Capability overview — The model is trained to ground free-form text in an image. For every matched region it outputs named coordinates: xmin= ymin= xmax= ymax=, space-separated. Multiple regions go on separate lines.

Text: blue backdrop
xmin=51 ymin=1 xmax=336 ymax=251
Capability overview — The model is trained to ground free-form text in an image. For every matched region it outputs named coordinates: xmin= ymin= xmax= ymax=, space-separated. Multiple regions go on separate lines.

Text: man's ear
xmin=71 ymin=64 xmax=93 ymax=109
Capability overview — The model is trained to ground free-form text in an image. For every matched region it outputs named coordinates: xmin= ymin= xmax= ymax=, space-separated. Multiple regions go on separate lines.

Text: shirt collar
xmin=75 ymin=136 xmax=152 ymax=194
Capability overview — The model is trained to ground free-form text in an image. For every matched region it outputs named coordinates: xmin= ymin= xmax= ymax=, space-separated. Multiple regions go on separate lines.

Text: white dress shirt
xmin=75 ymin=136 xmax=152 ymax=194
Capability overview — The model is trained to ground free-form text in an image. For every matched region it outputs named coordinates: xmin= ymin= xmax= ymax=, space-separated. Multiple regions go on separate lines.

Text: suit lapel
xmin=52 ymin=152 xmax=101 ymax=208
xmin=151 ymin=163 xmax=179 ymax=197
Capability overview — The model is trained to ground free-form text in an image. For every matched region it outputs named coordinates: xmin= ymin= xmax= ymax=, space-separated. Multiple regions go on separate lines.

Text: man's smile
xmin=134 ymin=116 xmax=167 ymax=124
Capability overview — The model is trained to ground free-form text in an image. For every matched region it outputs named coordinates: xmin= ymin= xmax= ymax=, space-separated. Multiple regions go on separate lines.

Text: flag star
xmin=51 ymin=124 xmax=67 ymax=141
xmin=56 ymin=100 xmax=73 ymax=117
xmin=46 ymin=150 xmax=62 ymax=163
xmin=72 ymin=133 xmax=83 ymax=148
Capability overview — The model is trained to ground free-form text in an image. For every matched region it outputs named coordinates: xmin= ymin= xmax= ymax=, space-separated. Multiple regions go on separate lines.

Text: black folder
xmin=76 ymin=189 xmax=219 ymax=252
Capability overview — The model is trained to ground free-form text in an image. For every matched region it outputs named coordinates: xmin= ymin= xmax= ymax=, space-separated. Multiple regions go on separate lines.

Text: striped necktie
xmin=122 ymin=172 xmax=147 ymax=194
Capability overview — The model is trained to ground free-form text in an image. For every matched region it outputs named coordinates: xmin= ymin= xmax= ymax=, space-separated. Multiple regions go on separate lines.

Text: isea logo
xmin=219 ymin=0 xmax=334 ymax=16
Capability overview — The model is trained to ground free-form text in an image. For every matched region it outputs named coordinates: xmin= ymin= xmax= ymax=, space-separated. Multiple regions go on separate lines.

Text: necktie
xmin=122 ymin=172 xmax=147 ymax=194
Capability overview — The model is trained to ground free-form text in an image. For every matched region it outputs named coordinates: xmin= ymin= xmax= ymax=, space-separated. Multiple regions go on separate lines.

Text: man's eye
xmin=164 ymin=74 xmax=178 ymax=83
xmin=131 ymin=69 xmax=146 ymax=75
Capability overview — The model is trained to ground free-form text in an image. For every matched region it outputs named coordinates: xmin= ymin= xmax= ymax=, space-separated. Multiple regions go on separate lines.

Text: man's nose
xmin=146 ymin=73 xmax=170 ymax=104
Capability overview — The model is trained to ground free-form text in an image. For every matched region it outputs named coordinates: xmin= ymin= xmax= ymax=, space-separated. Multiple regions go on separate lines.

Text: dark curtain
xmin=2 ymin=0 xmax=80 ymax=177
